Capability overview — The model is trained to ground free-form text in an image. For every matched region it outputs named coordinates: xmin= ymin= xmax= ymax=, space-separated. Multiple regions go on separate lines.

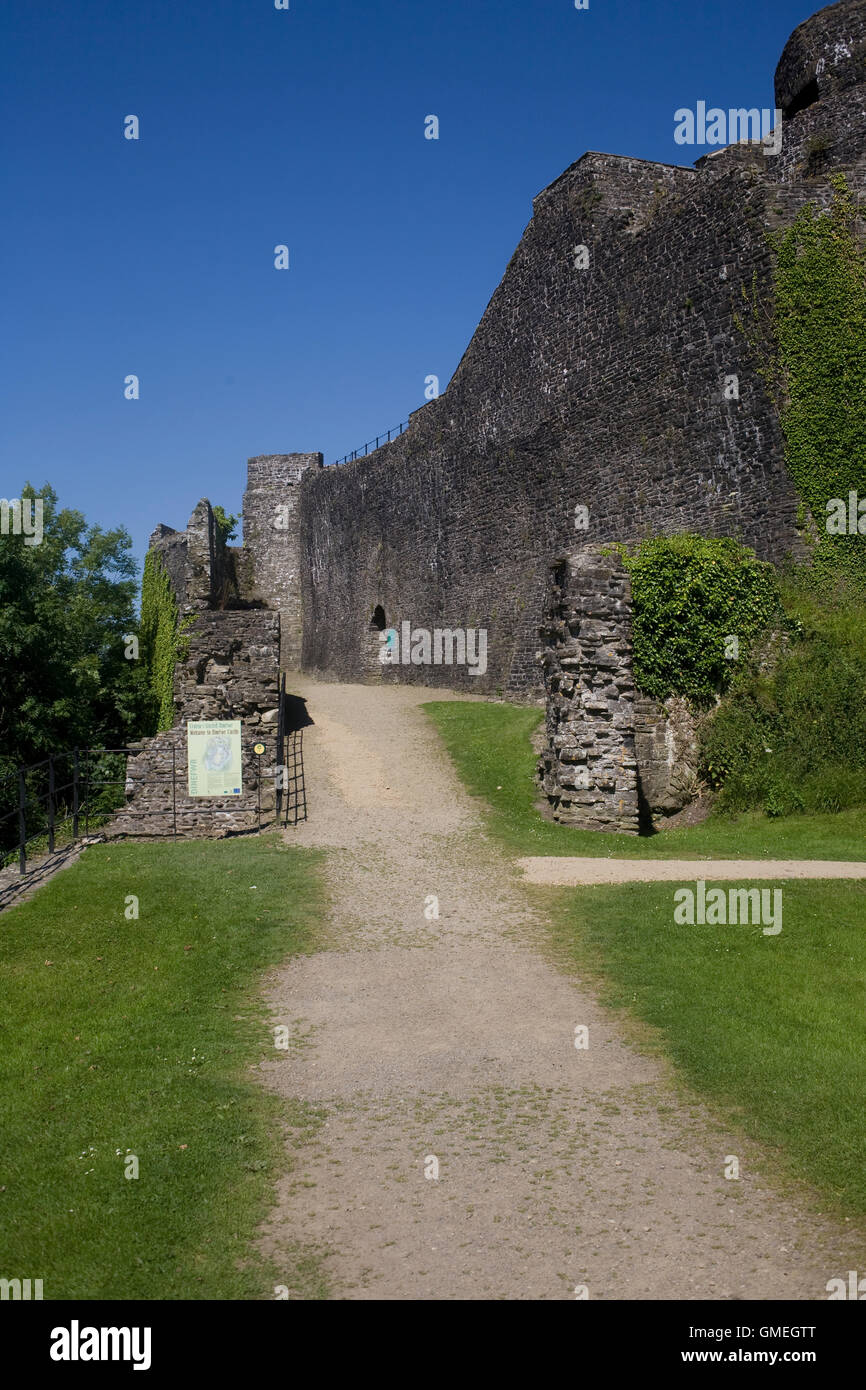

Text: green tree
xmin=212 ymin=505 xmax=239 ymax=544
xmin=0 ymin=482 xmax=152 ymax=791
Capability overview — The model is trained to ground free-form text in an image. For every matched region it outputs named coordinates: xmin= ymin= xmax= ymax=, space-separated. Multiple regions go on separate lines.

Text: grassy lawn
xmin=547 ymin=878 xmax=866 ymax=1216
xmin=427 ymin=698 xmax=866 ymax=1217
xmin=0 ymin=835 xmax=327 ymax=1300
xmin=425 ymin=700 xmax=866 ymax=860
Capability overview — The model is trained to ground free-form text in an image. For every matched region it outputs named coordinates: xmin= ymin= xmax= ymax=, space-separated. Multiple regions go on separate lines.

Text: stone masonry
xmin=126 ymin=2 xmax=865 ymax=836
xmin=537 ymin=548 xmax=707 ymax=832
xmin=113 ymin=607 xmax=281 ymax=838
xmin=294 ymin=0 xmax=866 ymax=699
xmin=242 ymin=454 xmax=323 ymax=670
xmin=114 ymin=504 xmax=284 ymax=838
xmin=538 ymin=549 xmax=640 ymax=833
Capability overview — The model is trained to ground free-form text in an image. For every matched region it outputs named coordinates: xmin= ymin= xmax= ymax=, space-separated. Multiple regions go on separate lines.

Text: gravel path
xmin=256 ymin=678 xmax=864 ymax=1300
xmin=518 ymin=857 xmax=866 ymax=885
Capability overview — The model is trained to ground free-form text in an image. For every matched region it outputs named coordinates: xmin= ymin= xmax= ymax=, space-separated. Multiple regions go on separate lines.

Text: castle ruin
xmin=128 ymin=0 xmax=866 ymax=835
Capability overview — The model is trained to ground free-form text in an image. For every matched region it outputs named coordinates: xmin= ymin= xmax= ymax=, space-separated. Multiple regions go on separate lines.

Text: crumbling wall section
xmin=537 ymin=548 xmax=703 ymax=832
xmin=243 ymin=453 xmax=323 ymax=669
xmin=113 ymin=609 xmax=281 ymax=839
xmin=537 ymin=548 xmax=640 ymax=833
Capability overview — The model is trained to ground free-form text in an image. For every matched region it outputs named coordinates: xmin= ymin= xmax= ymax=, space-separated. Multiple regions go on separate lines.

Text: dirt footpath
xmin=256 ymin=678 xmax=863 ymax=1300
xmin=518 ymin=857 xmax=866 ymax=885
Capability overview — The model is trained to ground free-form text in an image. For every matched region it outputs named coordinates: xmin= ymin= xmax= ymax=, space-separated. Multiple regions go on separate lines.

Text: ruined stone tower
xmin=242 ymin=453 xmax=323 ymax=671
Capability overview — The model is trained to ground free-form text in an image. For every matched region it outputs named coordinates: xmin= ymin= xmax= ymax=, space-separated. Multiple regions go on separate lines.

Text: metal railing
xmin=274 ymin=673 xmax=307 ymax=827
xmin=0 ymin=748 xmax=129 ymax=875
xmin=331 ymin=420 xmax=408 ymax=467
xmin=1 ymin=695 xmax=310 ymax=882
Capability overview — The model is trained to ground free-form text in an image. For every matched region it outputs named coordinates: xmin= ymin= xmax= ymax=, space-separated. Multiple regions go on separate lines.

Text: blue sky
xmin=1 ymin=0 xmax=817 ymax=567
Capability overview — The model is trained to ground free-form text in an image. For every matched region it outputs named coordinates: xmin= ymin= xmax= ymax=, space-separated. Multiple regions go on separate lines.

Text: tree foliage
xmin=0 ymin=484 xmax=154 ymax=850
xmin=0 ymin=483 xmax=152 ymax=769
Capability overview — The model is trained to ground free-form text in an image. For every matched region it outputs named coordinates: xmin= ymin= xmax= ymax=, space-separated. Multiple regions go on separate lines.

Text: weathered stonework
xmin=149 ymin=499 xmax=236 ymax=613
xmin=112 ymin=607 xmax=281 ymax=838
xmin=117 ymin=506 xmax=283 ymax=839
xmin=634 ymin=695 xmax=702 ymax=818
xmin=537 ymin=549 xmax=640 ymax=833
xmin=537 ymin=549 xmax=703 ymax=832
xmin=174 ymin=610 xmax=280 ymax=724
xmin=128 ymin=2 xmax=865 ymax=837
xmin=112 ymin=724 xmax=277 ymax=839
xmin=293 ymin=0 xmax=866 ymax=698
xmin=242 ymin=454 xmax=323 ymax=670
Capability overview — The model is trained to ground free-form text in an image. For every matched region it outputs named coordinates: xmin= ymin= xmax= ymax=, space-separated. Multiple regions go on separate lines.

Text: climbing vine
xmin=737 ymin=175 xmax=866 ymax=591
xmin=608 ymin=534 xmax=783 ymax=706
xmin=140 ymin=550 xmax=194 ymax=733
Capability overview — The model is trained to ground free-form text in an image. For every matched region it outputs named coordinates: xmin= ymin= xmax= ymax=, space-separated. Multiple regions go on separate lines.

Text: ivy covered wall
xmin=139 ymin=549 xmax=192 ymax=733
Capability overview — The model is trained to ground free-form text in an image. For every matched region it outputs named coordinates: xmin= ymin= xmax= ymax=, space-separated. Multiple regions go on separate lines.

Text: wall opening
xmin=784 ymin=77 xmax=820 ymax=120
xmin=370 ymin=604 xmax=387 ymax=630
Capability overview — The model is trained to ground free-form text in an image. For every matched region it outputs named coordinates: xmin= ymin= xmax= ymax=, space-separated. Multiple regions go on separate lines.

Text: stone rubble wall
xmin=537 ymin=547 xmax=701 ymax=832
xmin=112 ymin=610 xmax=281 ymax=839
xmin=537 ymin=548 xmax=640 ymax=833
xmin=149 ymin=499 xmax=237 ymax=613
xmin=110 ymin=725 xmax=278 ymax=839
xmin=634 ymin=694 xmax=702 ymax=818
xmin=242 ymin=453 xmax=323 ymax=670
xmin=175 ymin=610 xmax=281 ymax=723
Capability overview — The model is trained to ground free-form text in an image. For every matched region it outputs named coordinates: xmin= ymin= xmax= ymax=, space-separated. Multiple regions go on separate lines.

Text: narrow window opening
xmin=784 ymin=77 xmax=820 ymax=120
xmin=370 ymin=604 xmax=386 ymax=631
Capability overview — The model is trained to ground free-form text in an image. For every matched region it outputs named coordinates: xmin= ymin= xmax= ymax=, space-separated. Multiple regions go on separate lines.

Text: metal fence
xmin=331 ymin=420 xmax=408 ymax=467
xmin=275 ymin=673 xmax=307 ymax=827
xmin=0 ymin=699 xmax=308 ymax=877
xmin=0 ymin=748 xmax=128 ymax=875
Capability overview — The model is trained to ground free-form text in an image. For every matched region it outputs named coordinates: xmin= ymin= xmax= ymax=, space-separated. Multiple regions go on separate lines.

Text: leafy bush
xmin=0 ymin=483 xmax=152 ymax=853
xmin=700 ymin=584 xmax=866 ymax=814
xmin=609 ymin=534 xmax=783 ymax=705
xmin=212 ymin=505 xmax=239 ymax=545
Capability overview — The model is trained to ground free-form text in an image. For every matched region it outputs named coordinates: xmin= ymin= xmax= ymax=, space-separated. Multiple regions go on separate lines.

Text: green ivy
xmin=608 ymin=534 xmax=782 ymax=706
xmin=139 ymin=550 xmax=195 ymax=733
xmin=737 ymin=176 xmax=866 ymax=592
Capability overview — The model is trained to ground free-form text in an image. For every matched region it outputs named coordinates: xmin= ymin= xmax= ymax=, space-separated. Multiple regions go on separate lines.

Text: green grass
xmin=425 ymin=700 xmax=866 ymax=860
xmin=0 ymin=835 xmax=329 ymax=1300
xmin=548 ymin=879 xmax=866 ymax=1215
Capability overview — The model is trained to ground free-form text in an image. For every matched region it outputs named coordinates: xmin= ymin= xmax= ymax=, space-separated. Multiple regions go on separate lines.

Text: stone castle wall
xmin=292 ymin=0 xmax=866 ymax=699
xmin=126 ymin=1 xmax=866 ymax=836
xmin=242 ymin=454 xmax=323 ymax=670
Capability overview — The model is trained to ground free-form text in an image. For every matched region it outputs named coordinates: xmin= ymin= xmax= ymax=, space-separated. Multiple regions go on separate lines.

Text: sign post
xmin=187 ymin=720 xmax=243 ymax=797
